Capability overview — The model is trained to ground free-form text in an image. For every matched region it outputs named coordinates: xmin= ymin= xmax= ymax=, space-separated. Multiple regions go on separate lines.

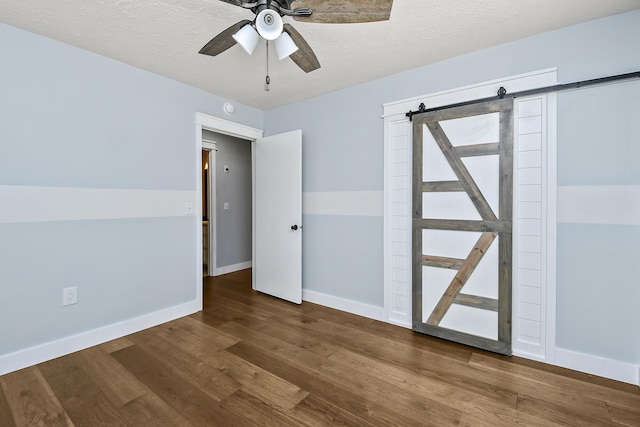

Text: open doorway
xmin=202 ymin=130 xmax=252 ymax=277
xmin=195 ymin=113 xmax=303 ymax=308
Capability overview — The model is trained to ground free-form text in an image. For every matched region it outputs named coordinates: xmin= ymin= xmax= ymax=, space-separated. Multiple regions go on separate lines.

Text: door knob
xmin=291 ymin=225 xmax=298 ymax=231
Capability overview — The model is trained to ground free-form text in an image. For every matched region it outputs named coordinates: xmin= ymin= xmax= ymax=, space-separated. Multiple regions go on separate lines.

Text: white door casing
xmin=195 ymin=115 xmax=303 ymax=305
xmin=202 ymin=140 xmax=217 ymax=273
xmin=195 ymin=113 xmax=263 ymax=310
xmin=382 ymin=69 xmax=558 ymax=362
xmin=254 ymin=130 xmax=303 ymax=304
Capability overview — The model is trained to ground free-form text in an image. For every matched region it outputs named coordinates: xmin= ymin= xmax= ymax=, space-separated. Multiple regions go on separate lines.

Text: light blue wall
xmin=2 ymin=8 xmax=639 ymax=370
xmin=558 ymin=81 xmax=640 ymax=186
xmin=0 ymin=22 xmax=262 ymax=358
xmin=265 ymin=93 xmax=384 ymax=192
xmin=557 ymin=224 xmax=640 ymax=364
xmin=265 ymin=10 xmax=640 ymax=365
xmin=554 ymin=75 xmax=640 ymax=364
xmin=0 ymin=24 xmax=262 ymax=190
xmin=302 ymin=215 xmax=383 ymax=306
xmin=0 ymin=218 xmax=194 ymax=354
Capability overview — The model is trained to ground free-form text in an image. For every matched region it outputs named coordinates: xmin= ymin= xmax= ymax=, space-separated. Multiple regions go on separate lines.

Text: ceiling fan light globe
xmin=232 ymin=24 xmax=260 ymax=55
xmin=274 ymin=32 xmax=299 ymax=60
xmin=256 ymin=9 xmax=283 ymax=41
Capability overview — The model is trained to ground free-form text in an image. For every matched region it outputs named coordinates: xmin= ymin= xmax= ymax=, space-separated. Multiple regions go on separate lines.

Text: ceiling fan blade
xmin=199 ymin=20 xmax=251 ymax=56
xmin=283 ymin=24 xmax=320 ymax=73
xmin=217 ymin=0 xmax=243 ymax=6
xmin=291 ymin=0 xmax=392 ymax=23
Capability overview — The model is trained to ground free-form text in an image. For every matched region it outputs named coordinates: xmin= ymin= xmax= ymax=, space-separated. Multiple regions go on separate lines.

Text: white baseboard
xmin=0 ymin=300 xmax=200 ymax=376
xmin=213 ymin=261 xmax=252 ymax=276
xmin=386 ymin=317 xmax=412 ymax=329
xmin=512 ymin=347 xmax=547 ymax=363
xmin=554 ymin=347 xmax=640 ymax=386
xmin=302 ymin=289 xmax=384 ymax=321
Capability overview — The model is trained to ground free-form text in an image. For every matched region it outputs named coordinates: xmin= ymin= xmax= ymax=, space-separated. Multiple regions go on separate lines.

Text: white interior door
xmin=254 ymin=130 xmax=302 ymax=304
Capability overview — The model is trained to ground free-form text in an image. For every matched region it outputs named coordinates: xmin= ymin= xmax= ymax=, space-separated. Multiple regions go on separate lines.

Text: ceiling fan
xmin=198 ymin=0 xmax=393 ymax=74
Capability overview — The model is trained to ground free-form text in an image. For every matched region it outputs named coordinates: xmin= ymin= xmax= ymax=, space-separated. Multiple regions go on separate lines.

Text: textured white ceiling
xmin=1 ymin=0 xmax=639 ymax=110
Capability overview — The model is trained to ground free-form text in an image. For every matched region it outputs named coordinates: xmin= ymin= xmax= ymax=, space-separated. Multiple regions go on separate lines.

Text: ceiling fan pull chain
xmin=265 ymin=40 xmax=271 ymax=91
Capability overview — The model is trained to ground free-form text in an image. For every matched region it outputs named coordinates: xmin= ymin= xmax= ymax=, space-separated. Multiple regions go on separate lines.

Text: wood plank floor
xmin=1 ymin=269 xmax=639 ymax=426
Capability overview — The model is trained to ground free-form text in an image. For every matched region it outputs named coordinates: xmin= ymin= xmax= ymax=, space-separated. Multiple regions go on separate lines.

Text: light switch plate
xmin=63 ymin=287 xmax=77 ymax=306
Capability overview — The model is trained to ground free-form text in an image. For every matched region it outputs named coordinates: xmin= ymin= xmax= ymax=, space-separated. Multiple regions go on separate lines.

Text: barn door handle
xmin=291 ymin=225 xmax=299 ymax=231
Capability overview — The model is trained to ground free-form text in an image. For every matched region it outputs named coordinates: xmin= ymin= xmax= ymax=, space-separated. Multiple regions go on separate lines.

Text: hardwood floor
xmin=1 ymin=269 xmax=639 ymax=426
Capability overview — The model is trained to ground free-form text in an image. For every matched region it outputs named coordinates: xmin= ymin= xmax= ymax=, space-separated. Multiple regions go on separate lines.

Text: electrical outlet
xmin=63 ymin=287 xmax=77 ymax=306
xmin=185 ymin=202 xmax=194 ymax=215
